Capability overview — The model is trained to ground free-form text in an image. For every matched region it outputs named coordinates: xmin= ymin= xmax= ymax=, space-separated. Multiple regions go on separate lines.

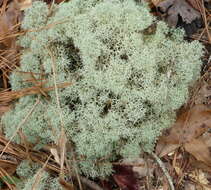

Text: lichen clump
xmin=3 ymin=0 xmax=203 ymax=178
xmin=16 ymin=161 xmax=62 ymax=190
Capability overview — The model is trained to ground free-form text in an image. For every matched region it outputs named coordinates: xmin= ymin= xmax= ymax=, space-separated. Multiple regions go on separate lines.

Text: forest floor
xmin=0 ymin=0 xmax=210 ymax=189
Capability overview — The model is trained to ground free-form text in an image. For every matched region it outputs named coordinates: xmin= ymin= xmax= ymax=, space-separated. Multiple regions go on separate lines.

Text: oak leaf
xmin=158 ymin=0 xmax=201 ymax=27
xmin=156 ymin=104 xmax=211 ymax=157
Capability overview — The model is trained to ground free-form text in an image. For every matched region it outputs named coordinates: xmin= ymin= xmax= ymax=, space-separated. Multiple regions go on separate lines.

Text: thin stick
xmin=151 ymin=152 xmax=175 ymax=190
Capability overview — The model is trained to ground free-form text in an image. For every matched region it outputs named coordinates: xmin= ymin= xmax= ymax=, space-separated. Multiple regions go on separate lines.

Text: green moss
xmin=2 ymin=0 xmax=203 ymax=178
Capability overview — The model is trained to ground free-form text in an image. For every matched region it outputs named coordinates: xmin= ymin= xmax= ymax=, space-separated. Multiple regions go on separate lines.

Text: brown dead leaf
xmin=185 ymin=132 xmax=211 ymax=167
xmin=113 ymin=165 xmax=139 ymax=190
xmin=185 ymin=138 xmax=211 ymax=166
xmin=186 ymin=0 xmax=202 ymax=11
xmin=190 ymin=160 xmax=211 ymax=173
xmin=0 ymin=2 xmax=20 ymax=47
xmin=155 ymin=142 xmax=180 ymax=158
xmin=193 ymin=81 xmax=211 ymax=105
xmin=151 ymin=0 xmax=163 ymax=6
xmin=16 ymin=0 xmax=32 ymax=10
xmin=157 ymin=0 xmax=201 ymax=26
xmin=156 ymin=104 xmax=211 ymax=157
xmin=160 ymin=104 xmax=211 ymax=144
xmin=122 ymin=158 xmax=154 ymax=178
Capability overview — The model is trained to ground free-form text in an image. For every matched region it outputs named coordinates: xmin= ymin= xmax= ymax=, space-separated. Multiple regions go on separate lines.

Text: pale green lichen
xmin=2 ymin=0 xmax=203 ymax=178
xmin=16 ymin=160 xmax=62 ymax=190
xmin=16 ymin=160 xmax=40 ymax=178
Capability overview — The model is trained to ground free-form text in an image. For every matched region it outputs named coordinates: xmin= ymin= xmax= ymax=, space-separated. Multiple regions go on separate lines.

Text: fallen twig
xmin=151 ymin=152 xmax=175 ymax=190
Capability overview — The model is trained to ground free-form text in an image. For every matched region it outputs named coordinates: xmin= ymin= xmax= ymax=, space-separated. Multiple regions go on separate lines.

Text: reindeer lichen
xmin=2 ymin=0 xmax=203 ymax=178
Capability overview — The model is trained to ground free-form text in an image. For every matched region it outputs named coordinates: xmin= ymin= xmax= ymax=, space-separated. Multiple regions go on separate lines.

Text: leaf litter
xmin=156 ymin=79 xmax=211 ymax=188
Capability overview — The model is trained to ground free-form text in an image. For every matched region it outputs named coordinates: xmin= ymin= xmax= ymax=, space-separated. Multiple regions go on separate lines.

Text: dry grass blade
xmin=0 ymin=133 xmax=62 ymax=172
xmin=31 ymin=154 xmax=51 ymax=190
xmin=0 ymin=98 xmax=40 ymax=158
xmin=27 ymin=18 xmax=69 ymax=34
xmin=201 ymin=0 xmax=211 ymax=42
xmin=57 ymin=128 xmax=67 ymax=174
xmin=17 ymin=130 xmax=31 ymax=160
xmin=0 ymin=135 xmax=24 ymax=158
xmin=30 ymin=152 xmax=63 ymax=173
xmin=0 ymin=52 xmax=19 ymax=71
xmin=0 ymin=82 xmax=72 ymax=104
xmin=0 ymin=134 xmax=107 ymax=190
xmin=50 ymin=148 xmax=60 ymax=164
xmin=191 ymin=0 xmax=211 ymax=44
xmin=49 ymin=48 xmax=82 ymax=188
xmin=0 ymin=159 xmax=18 ymax=175
xmin=49 ymin=48 xmax=66 ymax=173
xmin=29 ymin=72 xmax=49 ymax=99
xmin=0 ymin=30 xmax=23 ymax=44
xmin=0 ymin=0 xmax=21 ymax=95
